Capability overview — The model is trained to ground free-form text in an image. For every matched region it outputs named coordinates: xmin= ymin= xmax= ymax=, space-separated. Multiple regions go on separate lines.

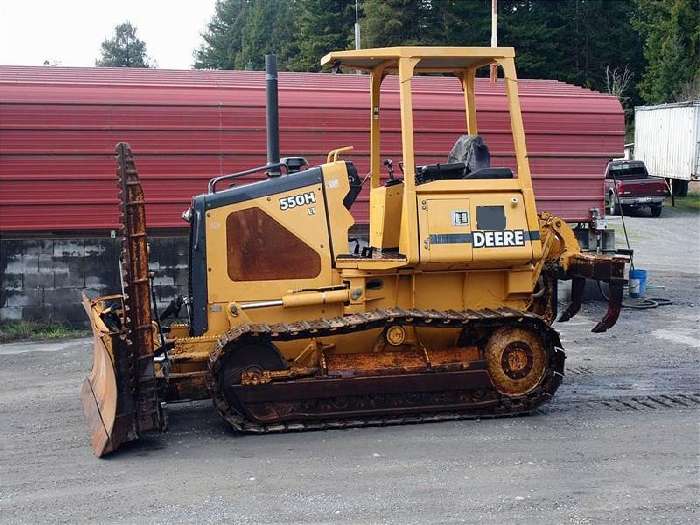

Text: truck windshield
xmin=608 ymin=164 xmax=647 ymax=179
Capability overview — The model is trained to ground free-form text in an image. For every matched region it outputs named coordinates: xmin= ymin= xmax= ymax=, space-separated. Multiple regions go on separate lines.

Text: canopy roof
xmin=321 ymin=46 xmax=515 ymax=72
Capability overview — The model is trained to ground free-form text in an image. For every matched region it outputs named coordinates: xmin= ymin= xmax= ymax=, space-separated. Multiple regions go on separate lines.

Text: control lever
xmin=384 ymin=159 xmax=395 ymax=181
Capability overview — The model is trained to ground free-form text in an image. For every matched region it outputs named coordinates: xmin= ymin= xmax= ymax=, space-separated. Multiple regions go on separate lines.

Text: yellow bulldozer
xmin=81 ymin=47 xmax=627 ymax=457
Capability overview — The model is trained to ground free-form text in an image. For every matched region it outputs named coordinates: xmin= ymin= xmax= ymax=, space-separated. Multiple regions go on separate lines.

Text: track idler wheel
xmin=484 ymin=326 xmax=546 ymax=396
xmin=212 ymin=341 xmax=287 ymax=423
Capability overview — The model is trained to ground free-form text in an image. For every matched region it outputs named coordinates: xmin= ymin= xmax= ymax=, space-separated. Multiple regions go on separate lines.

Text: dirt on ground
xmin=0 ymin=206 xmax=698 ymax=524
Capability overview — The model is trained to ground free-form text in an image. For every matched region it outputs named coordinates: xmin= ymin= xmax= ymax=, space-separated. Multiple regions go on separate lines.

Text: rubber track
xmin=207 ymin=307 xmax=566 ymax=433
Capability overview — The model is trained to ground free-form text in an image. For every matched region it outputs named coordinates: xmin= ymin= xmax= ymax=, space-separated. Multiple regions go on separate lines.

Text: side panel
xmin=418 ymin=191 xmax=534 ymax=268
xmin=204 ymin=181 xmax=333 ymax=334
xmin=634 ymin=103 xmax=700 ymax=180
xmin=319 ymin=161 xmax=356 ymax=259
xmin=419 ymin=198 xmax=473 ymax=263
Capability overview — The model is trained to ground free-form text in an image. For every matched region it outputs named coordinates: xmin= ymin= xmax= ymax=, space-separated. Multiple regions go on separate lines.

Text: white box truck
xmin=634 ymin=101 xmax=700 ymax=196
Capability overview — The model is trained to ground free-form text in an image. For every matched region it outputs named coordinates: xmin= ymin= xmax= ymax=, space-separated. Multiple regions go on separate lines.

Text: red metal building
xmin=0 ymin=65 xmax=624 ymax=233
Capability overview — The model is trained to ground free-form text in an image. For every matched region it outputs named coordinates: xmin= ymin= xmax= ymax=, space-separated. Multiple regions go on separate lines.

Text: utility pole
xmin=355 ymin=0 xmax=361 ymax=50
xmin=490 ymin=0 xmax=498 ymax=82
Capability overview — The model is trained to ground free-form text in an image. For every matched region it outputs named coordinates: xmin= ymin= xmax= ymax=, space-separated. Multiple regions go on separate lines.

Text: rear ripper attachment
xmin=80 ymin=143 xmax=164 ymax=457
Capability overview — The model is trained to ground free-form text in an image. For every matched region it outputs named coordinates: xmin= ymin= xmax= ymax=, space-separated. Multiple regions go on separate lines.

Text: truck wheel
xmin=607 ymin=192 xmax=619 ymax=216
xmin=650 ymin=204 xmax=662 ymax=217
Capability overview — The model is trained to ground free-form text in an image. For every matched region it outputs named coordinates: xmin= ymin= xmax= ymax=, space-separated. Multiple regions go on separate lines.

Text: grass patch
xmin=669 ymin=192 xmax=700 ymax=211
xmin=0 ymin=321 xmax=90 ymax=344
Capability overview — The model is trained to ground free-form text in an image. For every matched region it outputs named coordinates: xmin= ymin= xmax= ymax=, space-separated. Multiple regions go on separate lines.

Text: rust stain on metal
xmin=80 ymin=144 xmax=163 ymax=457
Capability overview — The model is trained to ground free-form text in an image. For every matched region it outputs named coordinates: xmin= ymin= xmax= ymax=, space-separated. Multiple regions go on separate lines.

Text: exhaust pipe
xmin=265 ymin=54 xmax=280 ymax=176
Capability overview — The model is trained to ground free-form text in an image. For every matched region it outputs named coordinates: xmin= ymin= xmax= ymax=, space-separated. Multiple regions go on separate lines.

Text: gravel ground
xmin=1 ymin=207 xmax=698 ymax=524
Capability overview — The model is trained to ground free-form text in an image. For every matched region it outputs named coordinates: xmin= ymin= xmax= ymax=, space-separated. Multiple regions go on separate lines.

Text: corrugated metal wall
xmin=0 ymin=66 xmax=624 ymax=233
xmin=634 ymin=101 xmax=700 ymax=180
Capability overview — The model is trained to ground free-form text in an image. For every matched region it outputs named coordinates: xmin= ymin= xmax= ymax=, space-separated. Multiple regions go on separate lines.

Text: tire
xmin=650 ymin=204 xmax=662 ymax=217
xmin=607 ymin=192 xmax=620 ymax=216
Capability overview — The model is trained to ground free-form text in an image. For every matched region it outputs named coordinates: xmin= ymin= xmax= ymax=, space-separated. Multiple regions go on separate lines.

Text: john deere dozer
xmin=81 ymin=47 xmax=627 ymax=457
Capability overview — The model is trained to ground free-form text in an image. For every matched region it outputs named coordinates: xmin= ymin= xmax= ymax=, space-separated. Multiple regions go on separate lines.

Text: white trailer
xmin=634 ymin=101 xmax=700 ymax=195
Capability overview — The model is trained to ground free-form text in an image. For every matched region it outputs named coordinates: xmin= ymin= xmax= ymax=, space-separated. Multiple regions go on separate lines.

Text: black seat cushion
xmin=416 ymin=135 xmax=514 ymax=184
xmin=416 ymin=162 xmax=467 ymax=184
xmin=464 ymin=167 xmax=513 ymax=180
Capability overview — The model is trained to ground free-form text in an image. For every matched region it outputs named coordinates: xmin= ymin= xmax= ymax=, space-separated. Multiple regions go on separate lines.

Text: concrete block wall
xmin=0 ymin=236 xmax=189 ymax=326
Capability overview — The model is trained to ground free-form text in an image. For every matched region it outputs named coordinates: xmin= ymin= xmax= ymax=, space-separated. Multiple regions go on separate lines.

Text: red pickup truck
xmin=605 ymin=160 xmax=668 ymax=217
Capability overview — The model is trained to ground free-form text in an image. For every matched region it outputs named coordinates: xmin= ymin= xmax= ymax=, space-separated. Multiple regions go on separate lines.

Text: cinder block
xmin=84 ymin=286 xmax=109 ymax=299
xmin=153 ymin=275 xmax=175 ymax=287
xmin=0 ymin=306 xmax=22 ymax=321
xmin=23 ymin=272 xmax=54 ymax=289
xmin=2 ymin=258 xmax=25 ymax=275
xmin=64 ymin=260 xmax=86 ymax=287
xmin=149 ymin=237 xmax=189 ymax=268
xmin=2 ymin=273 xmax=23 ymax=291
xmin=52 ymin=303 xmax=87 ymax=325
xmin=0 ymin=239 xmax=25 ymax=258
xmin=171 ymin=267 xmax=190 ymax=288
xmin=5 ymin=288 xmax=42 ymax=307
xmin=54 ymin=239 xmax=84 ymax=258
xmin=85 ymin=275 xmax=108 ymax=289
xmin=154 ymin=284 xmax=178 ymax=301
xmin=21 ymin=255 xmax=39 ymax=273
xmin=84 ymin=240 xmax=121 ymax=291
xmin=22 ymin=305 xmax=53 ymax=322
xmin=84 ymin=243 xmax=106 ymax=257
xmin=44 ymin=287 xmax=83 ymax=307
xmin=22 ymin=240 xmax=52 ymax=256
xmin=37 ymin=254 xmax=55 ymax=274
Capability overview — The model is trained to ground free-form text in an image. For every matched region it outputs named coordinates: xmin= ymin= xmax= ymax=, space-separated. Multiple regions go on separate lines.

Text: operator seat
xmin=416 ymin=135 xmax=513 ymax=184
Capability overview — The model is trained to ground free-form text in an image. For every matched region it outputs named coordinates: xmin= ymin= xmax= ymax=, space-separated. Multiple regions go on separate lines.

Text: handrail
xmin=208 ymin=162 xmax=288 ymax=193
xmin=326 ymin=145 xmax=354 ymax=163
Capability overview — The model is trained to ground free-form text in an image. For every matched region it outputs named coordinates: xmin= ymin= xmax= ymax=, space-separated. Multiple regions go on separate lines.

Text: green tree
xmin=431 ymin=0 xmax=491 ymax=46
xmin=237 ymin=0 xmax=299 ymax=70
xmin=361 ymin=0 xmax=430 ymax=48
xmin=96 ymin=22 xmax=150 ymax=67
xmin=195 ymin=0 xmax=299 ymax=70
xmin=633 ymin=0 xmax=700 ymax=103
xmin=495 ymin=1 xmax=643 ymax=94
xmin=194 ymin=0 xmax=249 ymax=69
xmin=192 ymin=0 xmax=650 ymax=111
xmin=288 ymin=0 xmax=356 ymax=72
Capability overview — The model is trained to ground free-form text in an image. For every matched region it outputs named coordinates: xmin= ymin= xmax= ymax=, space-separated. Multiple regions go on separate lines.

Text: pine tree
xmin=237 ymin=0 xmax=299 ymax=70
xmin=194 ymin=0 xmax=249 ymax=69
xmin=361 ymin=0 xmax=428 ymax=47
xmin=96 ymin=22 xmax=150 ymax=67
xmin=195 ymin=0 xmax=300 ymax=70
xmin=633 ymin=0 xmax=700 ymax=103
xmin=288 ymin=0 xmax=356 ymax=72
xmin=430 ymin=0 xmax=491 ymax=46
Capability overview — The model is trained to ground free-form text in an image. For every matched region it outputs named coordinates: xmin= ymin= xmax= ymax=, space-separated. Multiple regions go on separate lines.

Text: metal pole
xmin=265 ymin=54 xmax=281 ymax=176
xmin=490 ymin=0 xmax=498 ymax=82
xmin=355 ymin=0 xmax=361 ymax=50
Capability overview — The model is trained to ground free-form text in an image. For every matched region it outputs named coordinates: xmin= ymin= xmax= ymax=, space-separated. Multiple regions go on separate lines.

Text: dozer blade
xmin=80 ymin=143 xmax=163 ymax=457
xmin=80 ymin=294 xmax=135 ymax=457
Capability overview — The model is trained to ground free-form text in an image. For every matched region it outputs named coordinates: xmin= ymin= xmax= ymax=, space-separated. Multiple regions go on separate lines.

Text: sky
xmin=0 ymin=0 xmax=218 ymax=69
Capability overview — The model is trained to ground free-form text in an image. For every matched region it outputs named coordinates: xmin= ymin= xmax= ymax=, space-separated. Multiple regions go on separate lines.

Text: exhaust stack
xmin=265 ymin=54 xmax=281 ymax=176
